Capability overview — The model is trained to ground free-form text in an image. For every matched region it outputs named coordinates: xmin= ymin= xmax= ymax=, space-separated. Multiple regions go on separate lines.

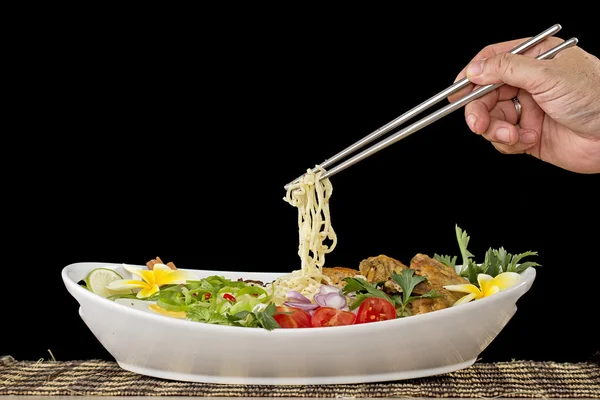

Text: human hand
xmin=449 ymin=37 xmax=600 ymax=174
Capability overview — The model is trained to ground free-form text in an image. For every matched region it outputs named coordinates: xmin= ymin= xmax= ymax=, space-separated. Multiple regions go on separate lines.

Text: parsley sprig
xmin=434 ymin=224 xmax=541 ymax=286
xmin=225 ymin=302 xmax=281 ymax=330
xmin=389 ymin=269 xmax=440 ymax=317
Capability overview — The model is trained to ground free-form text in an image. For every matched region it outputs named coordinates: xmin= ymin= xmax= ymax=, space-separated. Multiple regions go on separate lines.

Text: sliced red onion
xmin=286 ymin=290 xmax=311 ymax=303
xmin=317 ymin=285 xmax=340 ymax=295
xmin=314 ymin=291 xmax=347 ymax=309
xmin=283 ymin=301 xmax=319 ymax=311
xmin=313 ymin=294 xmax=325 ymax=306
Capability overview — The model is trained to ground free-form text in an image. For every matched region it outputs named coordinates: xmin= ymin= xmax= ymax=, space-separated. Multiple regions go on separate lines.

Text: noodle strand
xmin=268 ymin=166 xmax=337 ymax=304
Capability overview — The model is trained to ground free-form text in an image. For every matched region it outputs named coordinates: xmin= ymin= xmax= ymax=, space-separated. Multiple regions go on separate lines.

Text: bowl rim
xmin=62 ymin=261 xmax=536 ymax=335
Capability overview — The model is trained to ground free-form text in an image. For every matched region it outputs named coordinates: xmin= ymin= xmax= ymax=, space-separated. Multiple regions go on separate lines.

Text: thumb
xmin=466 ymin=52 xmax=550 ymax=92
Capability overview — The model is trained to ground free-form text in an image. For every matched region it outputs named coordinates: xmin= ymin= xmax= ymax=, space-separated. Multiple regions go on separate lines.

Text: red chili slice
xmin=223 ymin=293 xmax=236 ymax=302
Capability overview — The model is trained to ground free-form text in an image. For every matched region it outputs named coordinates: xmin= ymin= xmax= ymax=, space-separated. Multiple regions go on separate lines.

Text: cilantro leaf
xmin=187 ymin=304 xmax=231 ymax=325
xmin=481 ymin=248 xmax=500 ymax=277
xmin=506 ymin=251 xmax=540 ymax=273
xmin=390 ymin=269 xmax=441 ymax=316
xmin=341 ymin=277 xmax=394 ymax=305
xmin=391 ymin=269 xmax=426 ymax=302
xmin=227 ymin=303 xmax=281 ymax=330
xmin=348 ymin=293 xmax=374 ymax=310
xmin=455 ymin=224 xmax=475 ymax=276
xmin=450 ymin=225 xmax=541 ymax=286
xmin=466 ymin=260 xmax=483 ymax=286
xmin=433 ymin=254 xmax=457 ymax=268
xmin=255 ymin=302 xmax=280 ymax=330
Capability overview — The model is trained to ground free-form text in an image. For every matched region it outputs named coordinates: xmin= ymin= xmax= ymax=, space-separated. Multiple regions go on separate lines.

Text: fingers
xmin=474 ymin=96 xmax=542 ymax=154
xmin=515 ymin=91 xmax=545 ymax=133
xmin=463 ymin=86 xmax=519 ymax=134
xmin=484 ymin=124 xmax=540 ymax=155
xmin=452 ymin=38 xmax=529 ymax=84
xmin=465 ymin=88 xmax=544 ymax=154
xmin=482 ymin=119 xmax=521 ymax=147
xmin=449 ymin=42 xmax=519 ymax=103
xmin=448 ymin=36 xmax=565 ymax=103
xmin=465 ymin=46 xmax=562 ymax=93
xmin=450 ymin=36 xmax=566 ymax=157
xmin=465 ymin=98 xmax=522 ymax=139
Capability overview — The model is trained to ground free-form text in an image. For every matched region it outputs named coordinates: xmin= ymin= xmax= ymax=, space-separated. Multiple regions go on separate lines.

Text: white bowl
xmin=62 ymin=261 xmax=536 ymax=385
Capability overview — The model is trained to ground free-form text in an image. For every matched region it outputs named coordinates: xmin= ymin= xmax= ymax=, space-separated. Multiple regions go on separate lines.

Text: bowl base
xmin=116 ymin=358 xmax=478 ymax=385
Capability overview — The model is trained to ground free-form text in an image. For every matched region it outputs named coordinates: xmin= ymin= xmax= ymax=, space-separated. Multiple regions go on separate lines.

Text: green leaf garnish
xmin=433 ymin=254 xmax=457 ymax=268
xmin=187 ymin=304 xmax=231 ymax=325
xmin=227 ymin=303 xmax=280 ymax=330
xmin=390 ymin=269 xmax=440 ymax=317
xmin=456 ymin=224 xmax=475 ymax=276
xmin=440 ymin=225 xmax=541 ymax=286
xmin=341 ymin=277 xmax=394 ymax=308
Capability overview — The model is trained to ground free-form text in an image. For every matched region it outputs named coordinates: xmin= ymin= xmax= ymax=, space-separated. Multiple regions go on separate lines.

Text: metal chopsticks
xmin=284 ymin=24 xmax=575 ymax=190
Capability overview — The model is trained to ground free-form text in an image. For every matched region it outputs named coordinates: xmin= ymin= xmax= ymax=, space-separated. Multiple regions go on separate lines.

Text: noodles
xmin=267 ymin=166 xmax=337 ymax=304
xmin=285 ymin=166 xmax=337 ymax=275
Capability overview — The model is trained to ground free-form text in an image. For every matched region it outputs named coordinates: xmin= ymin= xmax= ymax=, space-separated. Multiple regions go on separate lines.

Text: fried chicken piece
xmin=376 ymin=253 xmax=470 ymax=315
xmin=398 ymin=253 xmax=469 ymax=315
xmin=146 ymin=256 xmax=177 ymax=270
xmin=359 ymin=254 xmax=408 ymax=283
xmin=409 ymin=297 xmax=452 ymax=314
xmin=409 ymin=253 xmax=469 ymax=304
xmin=323 ymin=266 xmax=360 ymax=288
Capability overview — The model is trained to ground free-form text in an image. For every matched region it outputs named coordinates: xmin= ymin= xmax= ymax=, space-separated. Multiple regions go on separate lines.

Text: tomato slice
xmin=355 ymin=297 xmax=397 ymax=324
xmin=311 ymin=307 xmax=356 ymax=327
xmin=274 ymin=305 xmax=312 ymax=328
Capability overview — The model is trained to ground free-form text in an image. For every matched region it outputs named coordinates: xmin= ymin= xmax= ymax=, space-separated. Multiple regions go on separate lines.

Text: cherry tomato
xmin=311 ymin=307 xmax=356 ymax=327
xmin=274 ymin=305 xmax=312 ymax=328
xmin=355 ymin=297 xmax=396 ymax=324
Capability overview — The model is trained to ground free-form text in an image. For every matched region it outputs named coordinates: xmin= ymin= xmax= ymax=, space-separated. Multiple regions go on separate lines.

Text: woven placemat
xmin=1 ymin=356 xmax=599 ymax=398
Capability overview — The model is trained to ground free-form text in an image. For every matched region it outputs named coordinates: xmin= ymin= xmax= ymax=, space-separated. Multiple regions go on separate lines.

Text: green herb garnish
xmin=226 ymin=302 xmax=281 ymax=330
xmin=342 ymin=277 xmax=394 ymax=310
xmin=389 ymin=269 xmax=440 ymax=317
xmin=434 ymin=224 xmax=541 ymax=286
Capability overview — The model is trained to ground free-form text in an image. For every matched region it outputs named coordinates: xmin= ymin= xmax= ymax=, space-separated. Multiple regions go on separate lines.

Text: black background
xmin=5 ymin=6 xmax=598 ymax=364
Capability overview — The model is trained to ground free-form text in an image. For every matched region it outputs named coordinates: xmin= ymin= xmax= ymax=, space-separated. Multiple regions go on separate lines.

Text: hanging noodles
xmin=267 ymin=166 xmax=337 ymax=304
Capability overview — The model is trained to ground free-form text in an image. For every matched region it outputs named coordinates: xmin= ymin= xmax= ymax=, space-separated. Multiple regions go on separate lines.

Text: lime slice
xmin=85 ymin=268 xmax=128 ymax=298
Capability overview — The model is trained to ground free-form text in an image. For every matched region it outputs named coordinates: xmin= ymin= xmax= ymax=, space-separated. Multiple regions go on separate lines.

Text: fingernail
xmin=466 ymin=114 xmax=477 ymax=132
xmin=467 ymin=60 xmax=484 ymax=77
xmin=496 ymin=128 xmax=511 ymax=143
xmin=521 ymin=131 xmax=537 ymax=144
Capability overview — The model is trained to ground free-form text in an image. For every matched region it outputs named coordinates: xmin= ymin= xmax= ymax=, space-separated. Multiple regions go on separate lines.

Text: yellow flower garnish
xmin=443 ymin=272 xmax=521 ymax=306
xmin=107 ymin=263 xmax=196 ymax=299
